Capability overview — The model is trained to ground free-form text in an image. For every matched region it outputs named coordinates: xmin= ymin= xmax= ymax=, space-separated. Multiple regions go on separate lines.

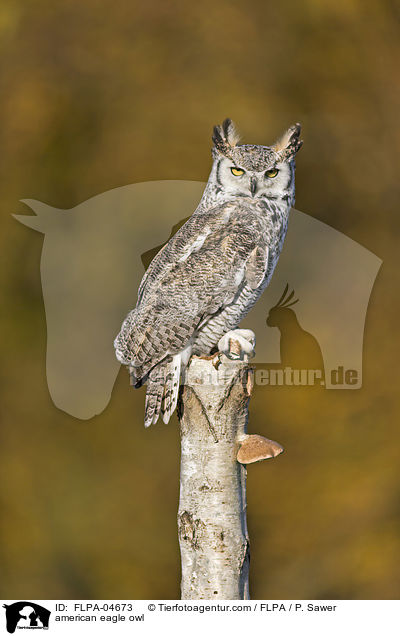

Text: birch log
xmin=177 ymin=349 xmax=284 ymax=600
xmin=177 ymin=356 xmax=251 ymax=600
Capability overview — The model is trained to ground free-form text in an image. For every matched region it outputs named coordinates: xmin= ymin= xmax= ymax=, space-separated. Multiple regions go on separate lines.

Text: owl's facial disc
xmin=219 ymin=156 xmax=290 ymax=200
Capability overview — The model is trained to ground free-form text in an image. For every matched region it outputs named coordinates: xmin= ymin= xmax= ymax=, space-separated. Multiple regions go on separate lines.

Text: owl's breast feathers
xmin=114 ymin=199 xmax=284 ymax=382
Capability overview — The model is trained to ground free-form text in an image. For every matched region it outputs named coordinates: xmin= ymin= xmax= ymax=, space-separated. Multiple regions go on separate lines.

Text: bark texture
xmin=177 ymin=356 xmax=251 ymax=600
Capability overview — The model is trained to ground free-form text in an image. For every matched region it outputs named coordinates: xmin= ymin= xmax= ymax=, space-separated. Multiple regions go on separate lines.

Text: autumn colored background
xmin=1 ymin=0 xmax=399 ymax=599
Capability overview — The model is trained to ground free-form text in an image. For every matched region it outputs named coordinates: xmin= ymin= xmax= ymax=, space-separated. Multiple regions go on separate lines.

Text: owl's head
xmin=210 ymin=119 xmax=302 ymax=200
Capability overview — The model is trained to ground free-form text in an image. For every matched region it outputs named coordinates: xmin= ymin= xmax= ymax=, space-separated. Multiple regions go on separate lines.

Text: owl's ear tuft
xmin=272 ymin=123 xmax=303 ymax=161
xmin=212 ymin=118 xmax=240 ymax=155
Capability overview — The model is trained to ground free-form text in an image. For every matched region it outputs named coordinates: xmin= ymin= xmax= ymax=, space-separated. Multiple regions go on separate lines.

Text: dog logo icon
xmin=3 ymin=602 xmax=51 ymax=633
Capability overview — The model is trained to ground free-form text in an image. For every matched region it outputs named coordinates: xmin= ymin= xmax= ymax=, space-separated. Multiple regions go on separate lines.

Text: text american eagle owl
xmin=114 ymin=119 xmax=302 ymax=426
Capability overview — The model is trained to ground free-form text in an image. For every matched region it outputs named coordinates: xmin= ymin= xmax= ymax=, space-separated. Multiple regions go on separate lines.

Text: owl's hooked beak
xmin=250 ymin=177 xmax=258 ymax=197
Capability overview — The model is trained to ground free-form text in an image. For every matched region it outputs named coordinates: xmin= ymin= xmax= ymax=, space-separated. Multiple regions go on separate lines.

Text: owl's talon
xmin=212 ymin=353 xmax=222 ymax=369
xmin=218 ymin=329 xmax=256 ymax=361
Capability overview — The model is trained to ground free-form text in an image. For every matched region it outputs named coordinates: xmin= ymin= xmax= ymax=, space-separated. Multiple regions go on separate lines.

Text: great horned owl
xmin=114 ymin=119 xmax=302 ymax=426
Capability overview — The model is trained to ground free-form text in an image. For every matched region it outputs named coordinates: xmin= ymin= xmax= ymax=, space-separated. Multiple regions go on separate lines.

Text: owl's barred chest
xmin=204 ymin=194 xmax=289 ymax=253
xmin=191 ymin=201 xmax=290 ymax=355
xmin=204 ymin=195 xmax=289 ymax=291
xmin=233 ymin=198 xmax=289 ymax=260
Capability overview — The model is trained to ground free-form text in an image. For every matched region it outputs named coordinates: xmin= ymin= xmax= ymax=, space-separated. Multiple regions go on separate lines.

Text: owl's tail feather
xmin=143 ymin=354 xmax=182 ymax=427
xmin=144 ymin=381 xmax=164 ymax=428
xmin=161 ymin=354 xmax=182 ymax=425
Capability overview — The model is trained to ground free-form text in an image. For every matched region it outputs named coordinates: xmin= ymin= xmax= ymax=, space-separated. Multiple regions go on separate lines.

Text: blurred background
xmin=0 ymin=0 xmax=399 ymax=599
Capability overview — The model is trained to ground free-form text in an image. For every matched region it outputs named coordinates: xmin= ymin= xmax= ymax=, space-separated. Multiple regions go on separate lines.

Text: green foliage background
xmin=0 ymin=0 xmax=399 ymax=599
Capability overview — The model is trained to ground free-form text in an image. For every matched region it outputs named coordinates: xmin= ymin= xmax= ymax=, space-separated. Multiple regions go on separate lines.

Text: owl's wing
xmin=245 ymin=245 xmax=269 ymax=289
xmin=115 ymin=202 xmax=268 ymax=376
xmin=136 ymin=207 xmax=225 ymax=305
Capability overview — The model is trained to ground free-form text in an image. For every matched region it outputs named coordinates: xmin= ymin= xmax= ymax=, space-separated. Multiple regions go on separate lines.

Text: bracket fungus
xmin=237 ymin=434 xmax=284 ymax=464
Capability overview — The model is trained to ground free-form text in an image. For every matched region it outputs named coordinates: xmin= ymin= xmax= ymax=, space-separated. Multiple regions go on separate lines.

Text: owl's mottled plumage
xmin=114 ymin=119 xmax=302 ymax=426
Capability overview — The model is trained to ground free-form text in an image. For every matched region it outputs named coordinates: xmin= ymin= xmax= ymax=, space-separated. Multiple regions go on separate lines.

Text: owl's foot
xmin=218 ymin=329 xmax=256 ymax=361
xmin=195 ymin=350 xmax=222 ymax=370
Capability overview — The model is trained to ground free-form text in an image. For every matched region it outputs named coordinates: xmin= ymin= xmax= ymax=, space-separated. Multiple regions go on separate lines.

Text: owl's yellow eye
xmin=231 ymin=167 xmax=245 ymax=176
xmin=265 ymin=168 xmax=279 ymax=178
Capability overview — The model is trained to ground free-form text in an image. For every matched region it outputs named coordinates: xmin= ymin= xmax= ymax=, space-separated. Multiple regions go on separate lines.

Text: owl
xmin=114 ymin=119 xmax=302 ymax=426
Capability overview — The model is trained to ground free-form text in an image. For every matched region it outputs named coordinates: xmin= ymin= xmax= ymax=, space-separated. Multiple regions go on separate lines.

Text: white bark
xmin=177 ymin=356 xmax=251 ymax=600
